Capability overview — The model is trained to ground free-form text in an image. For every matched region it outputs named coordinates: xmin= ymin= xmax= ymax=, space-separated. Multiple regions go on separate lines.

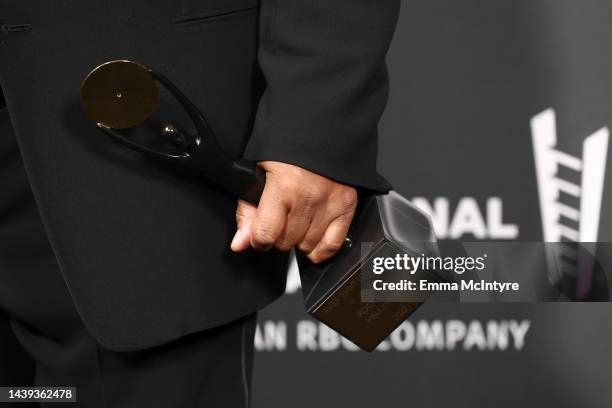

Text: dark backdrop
xmin=253 ymin=1 xmax=612 ymax=407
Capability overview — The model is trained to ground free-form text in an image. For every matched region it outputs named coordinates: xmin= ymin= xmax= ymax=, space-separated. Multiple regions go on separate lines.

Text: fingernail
xmin=230 ymin=229 xmax=242 ymax=251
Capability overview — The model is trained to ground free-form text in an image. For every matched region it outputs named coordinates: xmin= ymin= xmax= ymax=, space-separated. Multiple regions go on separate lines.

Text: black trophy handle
xmin=229 ymin=157 xmax=267 ymax=206
xmin=160 ymin=121 xmax=266 ymax=206
xmin=151 ymin=69 xmax=269 ymax=206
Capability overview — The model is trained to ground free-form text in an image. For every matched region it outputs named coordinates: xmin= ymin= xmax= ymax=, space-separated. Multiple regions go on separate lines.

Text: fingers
xmin=297 ymin=211 xmax=329 ymax=254
xmin=229 ymin=161 xmax=358 ymax=261
xmin=274 ymin=204 xmax=315 ymax=251
xmin=305 ymin=211 xmax=354 ymax=264
xmin=231 ymin=199 xmax=257 ymax=252
xmin=301 ymin=188 xmax=357 ymax=263
xmin=249 ymin=175 xmax=290 ymax=250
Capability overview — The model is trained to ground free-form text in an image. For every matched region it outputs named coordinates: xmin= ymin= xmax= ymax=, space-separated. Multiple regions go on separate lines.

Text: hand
xmin=230 ymin=161 xmax=357 ymax=263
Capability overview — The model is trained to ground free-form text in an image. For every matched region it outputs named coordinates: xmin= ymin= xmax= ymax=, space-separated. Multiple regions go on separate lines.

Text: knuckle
xmin=272 ymin=176 xmax=295 ymax=193
xmin=332 ymin=194 xmax=357 ymax=219
xmin=298 ymin=241 xmax=315 ymax=254
xmin=252 ymin=227 xmax=277 ymax=247
xmin=340 ymin=188 xmax=358 ymax=209
xmin=235 ymin=202 xmax=247 ymax=217
xmin=235 ymin=211 xmax=244 ymax=223
xmin=235 ymin=210 xmax=247 ymax=224
xmin=293 ymin=196 xmax=316 ymax=214
xmin=320 ymin=237 xmax=345 ymax=254
xmin=275 ymin=239 xmax=294 ymax=251
xmin=298 ymin=187 xmax=321 ymax=206
xmin=328 ymin=188 xmax=357 ymax=218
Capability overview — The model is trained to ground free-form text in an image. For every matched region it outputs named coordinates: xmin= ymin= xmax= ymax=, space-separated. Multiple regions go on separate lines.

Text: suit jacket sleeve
xmin=243 ymin=0 xmax=401 ymax=192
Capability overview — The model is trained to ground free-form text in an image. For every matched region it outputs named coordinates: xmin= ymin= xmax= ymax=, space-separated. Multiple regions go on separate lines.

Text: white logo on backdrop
xmin=256 ymin=319 xmax=531 ymax=352
xmin=411 ymin=197 xmax=518 ymax=240
xmin=531 ymin=108 xmax=609 ymax=243
xmin=531 ymin=108 xmax=609 ymax=289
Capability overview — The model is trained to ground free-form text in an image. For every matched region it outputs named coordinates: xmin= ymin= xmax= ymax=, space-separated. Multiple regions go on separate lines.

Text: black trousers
xmin=0 ymin=103 xmax=256 ymax=407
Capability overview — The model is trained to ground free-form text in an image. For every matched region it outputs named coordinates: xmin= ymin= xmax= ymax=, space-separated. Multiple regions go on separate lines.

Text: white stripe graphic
xmin=531 ymin=108 xmax=609 ymax=294
xmin=531 ymin=108 xmax=608 ymax=243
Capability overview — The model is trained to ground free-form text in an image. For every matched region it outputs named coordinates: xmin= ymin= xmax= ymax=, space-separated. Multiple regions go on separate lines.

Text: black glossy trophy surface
xmin=80 ymin=60 xmax=440 ymax=351
xmin=298 ymin=192 xmax=439 ymax=351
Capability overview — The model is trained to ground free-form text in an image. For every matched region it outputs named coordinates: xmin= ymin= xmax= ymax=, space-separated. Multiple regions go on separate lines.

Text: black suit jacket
xmin=0 ymin=0 xmax=398 ymax=351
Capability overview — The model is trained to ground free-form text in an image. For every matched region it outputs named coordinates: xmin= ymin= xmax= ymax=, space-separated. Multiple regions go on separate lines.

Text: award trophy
xmin=81 ymin=60 xmax=440 ymax=351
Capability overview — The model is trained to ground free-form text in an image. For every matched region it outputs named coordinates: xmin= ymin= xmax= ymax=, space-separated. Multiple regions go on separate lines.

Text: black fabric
xmin=0 ymin=116 xmax=257 ymax=406
xmin=0 ymin=0 xmax=398 ymax=351
xmin=5 ymin=312 xmax=257 ymax=408
xmin=246 ymin=0 xmax=398 ymax=191
xmin=0 ymin=313 xmax=37 ymax=408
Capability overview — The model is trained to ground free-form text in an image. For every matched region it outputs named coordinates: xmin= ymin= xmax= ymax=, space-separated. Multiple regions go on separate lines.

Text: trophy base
xmin=297 ymin=192 xmax=439 ymax=351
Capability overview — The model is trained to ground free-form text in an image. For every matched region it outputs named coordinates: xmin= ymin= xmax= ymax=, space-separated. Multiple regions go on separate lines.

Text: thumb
xmin=231 ymin=199 xmax=257 ymax=252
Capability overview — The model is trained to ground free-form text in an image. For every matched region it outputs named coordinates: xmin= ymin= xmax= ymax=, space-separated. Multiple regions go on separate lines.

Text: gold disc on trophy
xmin=81 ymin=60 xmax=159 ymax=129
